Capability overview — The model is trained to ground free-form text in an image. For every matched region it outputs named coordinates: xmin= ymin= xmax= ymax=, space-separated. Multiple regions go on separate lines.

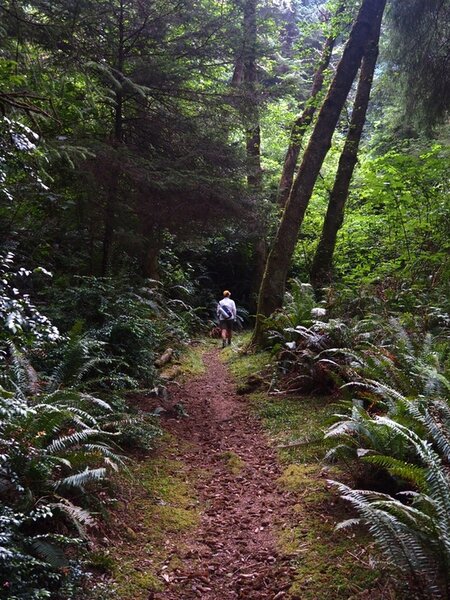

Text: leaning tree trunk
xmin=310 ymin=23 xmax=381 ymax=290
xmin=277 ymin=2 xmax=345 ymax=208
xmin=251 ymin=0 xmax=386 ymax=346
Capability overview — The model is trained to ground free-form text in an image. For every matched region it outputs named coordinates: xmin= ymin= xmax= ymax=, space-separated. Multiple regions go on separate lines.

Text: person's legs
xmin=220 ymin=321 xmax=227 ymax=347
xmin=219 ymin=320 xmax=233 ymax=347
xmin=227 ymin=321 xmax=232 ymax=345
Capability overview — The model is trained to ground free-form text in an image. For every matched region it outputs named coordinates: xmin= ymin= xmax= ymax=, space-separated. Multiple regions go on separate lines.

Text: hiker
xmin=217 ymin=290 xmax=237 ymax=348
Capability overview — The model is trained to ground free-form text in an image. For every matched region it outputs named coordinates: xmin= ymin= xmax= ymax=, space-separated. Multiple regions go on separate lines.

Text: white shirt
xmin=217 ymin=297 xmax=237 ymax=320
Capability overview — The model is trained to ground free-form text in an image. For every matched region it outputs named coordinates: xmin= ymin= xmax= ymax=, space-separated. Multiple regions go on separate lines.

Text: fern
xmin=363 ymin=454 xmax=428 ymax=491
xmin=29 ymin=537 xmax=69 ymax=567
xmin=49 ymin=500 xmax=94 ymax=538
xmin=56 ymin=467 xmax=107 ymax=490
xmin=331 ymin=410 xmax=450 ymax=596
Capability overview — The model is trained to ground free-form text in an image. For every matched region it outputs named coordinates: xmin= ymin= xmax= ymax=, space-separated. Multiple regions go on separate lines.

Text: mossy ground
xmin=219 ymin=450 xmax=245 ymax=474
xmin=94 ymin=343 xmax=211 ymax=600
xmin=222 ymin=331 xmax=272 ymax=383
xmin=100 ymin=435 xmax=200 ymax=600
xmin=95 ymin=339 xmax=396 ymax=599
xmin=177 ymin=341 xmax=207 ymax=378
xmin=224 ymin=348 xmax=394 ymax=600
xmin=160 ymin=340 xmax=207 ymax=381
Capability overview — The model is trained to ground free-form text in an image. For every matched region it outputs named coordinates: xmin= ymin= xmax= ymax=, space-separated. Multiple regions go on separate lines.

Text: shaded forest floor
xmin=98 ymin=340 xmax=400 ymax=599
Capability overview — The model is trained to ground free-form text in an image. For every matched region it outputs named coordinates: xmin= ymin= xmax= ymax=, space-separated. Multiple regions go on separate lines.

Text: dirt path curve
xmin=153 ymin=349 xmax=295 ymax=600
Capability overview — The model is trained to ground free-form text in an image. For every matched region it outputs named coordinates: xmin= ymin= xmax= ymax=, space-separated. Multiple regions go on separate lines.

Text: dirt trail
xmin=153 ymin=349 xmax=295 ymax=600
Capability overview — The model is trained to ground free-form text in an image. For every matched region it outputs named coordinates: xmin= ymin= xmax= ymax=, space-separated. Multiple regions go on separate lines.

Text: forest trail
xmin=153 ymin=349 xmax=295 ymax=599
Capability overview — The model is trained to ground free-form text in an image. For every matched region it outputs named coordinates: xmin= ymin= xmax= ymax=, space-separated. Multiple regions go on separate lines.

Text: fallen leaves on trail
xmin=152 ymin=350 xmax=295 ymax=600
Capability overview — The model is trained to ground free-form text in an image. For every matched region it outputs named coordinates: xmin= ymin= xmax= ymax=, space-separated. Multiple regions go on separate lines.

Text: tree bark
xmin=143 ymin=241 xmax=161 ymax=280
xmin=251 ymin=0 xmax=386 ymax=346
xmin=310 ymin=23 xmax=381 ymax=290
xmin=243 ymin=0 xmax=262 ymax=189
xmin=101 ymin=164 xmax=119 ymax=276
xmin=101 ymin=0 xmax=124 ymax=276
xmin=250 ymin=236 xmax=268 ymax=311
xmin=277 ymin=4 xmax=344 ymax=208
xmin=239 ymin=0 xmax=264 ymax=301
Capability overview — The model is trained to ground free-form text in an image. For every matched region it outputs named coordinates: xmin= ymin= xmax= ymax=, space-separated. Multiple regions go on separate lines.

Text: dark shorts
xmin=219 ymin=319 xmax=233 ymax=332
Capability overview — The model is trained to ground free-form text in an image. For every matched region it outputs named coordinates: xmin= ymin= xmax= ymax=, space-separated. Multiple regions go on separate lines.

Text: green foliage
xmin=0 ymin=252 xmax=60 ymax=350
xmin=1 ymin=0 xmax=449 ymax=597
xmin=303 ymin=291 xmax=450 ymax=596
xmin=0 ymin=367 xmax=122 ymax=596
xmin=296 ymin=143 xmax=450 ymax=297
xmin=43 ymin=275 xmax=204 ymax=391
xmin=0 ymin=258 xmax=160 ymax=597
xmin=267 ymin=279 xmax=319 ymax=333
xmin=0 ymin=504 xmax=85 ymax=599
xmin=332 ymin=413 xmax=450 ymax=598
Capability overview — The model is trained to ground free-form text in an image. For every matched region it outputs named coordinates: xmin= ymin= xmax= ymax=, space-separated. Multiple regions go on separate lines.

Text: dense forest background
xmin=2 ymin=0 xmax=448 ymax=306
xmin=1 ymin=0 xmax=449 ymax=597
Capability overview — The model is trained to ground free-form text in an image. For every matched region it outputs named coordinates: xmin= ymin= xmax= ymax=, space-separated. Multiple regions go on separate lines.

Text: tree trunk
xmin=310 ymin=24 xmax=381 ymax=290
xmin=251 ymin=0 xmax=386 ymax=346
xmin=143 ymin=244 xmax=160 ymax=280
xmin=277 ymin=5 xmax=343 ymax=208
xmin=250 ymin=236 xmax=268 ymax=311
xmin=243 ymin=0 xmax=262 ymax=189
xmin=101 ymin=0 xmax=124 ymax=276
xmin=241 ymin=0 xmax=264 ymax=298
xmin=101 ymin=164 xmax=119 ymax=276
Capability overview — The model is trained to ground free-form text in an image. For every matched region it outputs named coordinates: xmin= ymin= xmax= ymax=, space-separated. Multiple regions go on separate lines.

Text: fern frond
xmin=49 ymin=500 xmax=94 ymax=538
xmin=55 ymin=467 xmax=107 ymax=489
xmin=45 ymin=429 xmax=105 ymax=454
xmin=28 ymin=537 xmax=69 ymax=567
xmin=363 ymin=455 xmax=427 ymax=491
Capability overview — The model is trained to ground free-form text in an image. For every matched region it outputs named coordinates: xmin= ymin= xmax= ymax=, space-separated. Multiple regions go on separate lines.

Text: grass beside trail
xmin=89 ymin=434 xmax=201 ymax=599
xmin=225 ymin=333 xmax=398 ymax=600
xmin=159 ymin=340 xmax=207 ymax=381
xmin=89 ymin=343 xmax=208 ymax=599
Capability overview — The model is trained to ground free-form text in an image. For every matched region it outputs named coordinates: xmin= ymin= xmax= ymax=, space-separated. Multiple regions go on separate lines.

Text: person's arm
xmin=232 ymin=300 xmax=237 ymax=320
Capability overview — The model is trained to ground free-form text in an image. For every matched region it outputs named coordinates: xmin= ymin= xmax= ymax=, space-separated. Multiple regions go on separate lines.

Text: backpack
xmin=219 ymin=303 xmax=233 ymax=320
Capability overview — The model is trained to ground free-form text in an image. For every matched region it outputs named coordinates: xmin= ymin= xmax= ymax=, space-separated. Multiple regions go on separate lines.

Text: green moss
xmin=251 ymin=394 xmax=336 ymax=463
xmin=114 ymin=566 xmax=164 ymax=598
xmin=152 ymin=505 xmax=199 ymax=531
xmin=137 ymin=458 xmax=194 ymax=507
xmin=278 ymin=464 xmax=328 ymax=502
xmin=220 ymin=450 xmax=245 ymax=474
xmin=278 ymin=464 xmax=318 ymax=491
xmin=285 ymin=521 xmax=381 ymax=600
xmin=86 ymin=550 xmax=116 ymax=574
xmin=109 ymin=438 xmax=200 ymax=599
xmin=177 ymin=343 xmax=206 ymax=377
xmin=159 ymin=343 xmax=207 ymax=381
xmin=225 ymin=348 xmax=271 ymax=385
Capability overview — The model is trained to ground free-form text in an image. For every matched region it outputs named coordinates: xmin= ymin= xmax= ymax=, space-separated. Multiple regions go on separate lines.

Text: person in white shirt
xmin=217 ymin=290 xmax=237 ymax=348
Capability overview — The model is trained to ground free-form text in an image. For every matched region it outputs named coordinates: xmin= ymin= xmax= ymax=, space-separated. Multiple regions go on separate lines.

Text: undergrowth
xmin=254 ymin=277 xmax=450 ymax=598
xmin=0 ymin=255 xmax=203 ymax=598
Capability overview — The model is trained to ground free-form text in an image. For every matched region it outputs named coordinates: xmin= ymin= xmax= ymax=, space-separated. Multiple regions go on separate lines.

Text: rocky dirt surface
xmin=152 ymin=349 xmax=296 ymax=600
